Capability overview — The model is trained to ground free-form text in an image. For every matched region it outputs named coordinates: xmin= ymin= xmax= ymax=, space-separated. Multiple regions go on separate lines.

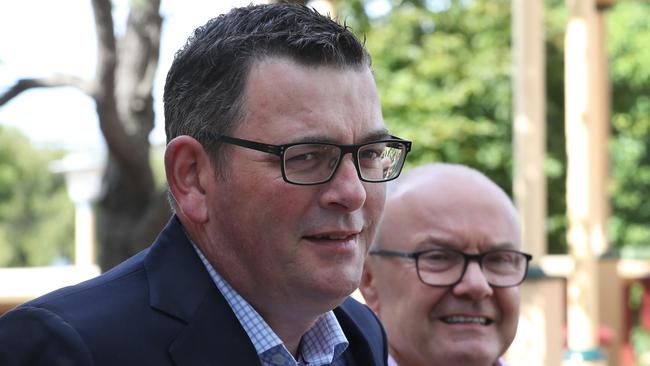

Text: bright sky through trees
xmin=0 ymin=0 xmax=255 ymax=149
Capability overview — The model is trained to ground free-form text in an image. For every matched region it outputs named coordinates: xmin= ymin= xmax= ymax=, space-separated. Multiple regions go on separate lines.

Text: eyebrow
xmin=416 ymin=235 xmax=517 ymax=251
xmin=415 ymin=235 xmax=457 ymax=250
xmin=288 ymin=128 xmax=392 ymax=145
xmin=361 ymin=129 xmax=392 ymax=143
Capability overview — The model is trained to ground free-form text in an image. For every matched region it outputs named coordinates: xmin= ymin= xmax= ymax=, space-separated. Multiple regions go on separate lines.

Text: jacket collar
xmin=144 ymin=216 xmax=261 ymax=365
xmin=334 ymin=298 xmax=386 ymax=366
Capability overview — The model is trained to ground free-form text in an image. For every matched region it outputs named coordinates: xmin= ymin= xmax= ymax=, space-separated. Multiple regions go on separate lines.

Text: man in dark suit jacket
xmin=0 ymin=3 xmax=412 ymax=365
xmin=0 ymin=217 xmax=387 ymax=365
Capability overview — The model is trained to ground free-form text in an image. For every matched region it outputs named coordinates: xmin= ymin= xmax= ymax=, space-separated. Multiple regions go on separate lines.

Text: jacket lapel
xmin=335 ymin=298 xmax=387 ymax=366
xmin=144 ymin=217 xmax=261 ymax=366
xmin=168 ymin=290 xmax=261 ymax=365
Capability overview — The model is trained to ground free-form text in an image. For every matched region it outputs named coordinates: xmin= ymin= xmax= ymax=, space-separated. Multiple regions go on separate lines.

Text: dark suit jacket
xmin=0 ymin=216 xmax=387 ymax=365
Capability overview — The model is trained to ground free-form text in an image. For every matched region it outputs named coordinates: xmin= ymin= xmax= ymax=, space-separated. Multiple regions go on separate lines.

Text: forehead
xmin=237 ymin=57 xmax=385 ymax=143
xmin=380 ymin=177 xmax=521 ymax=252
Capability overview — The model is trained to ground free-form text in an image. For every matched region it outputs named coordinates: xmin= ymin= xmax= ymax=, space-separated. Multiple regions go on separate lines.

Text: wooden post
xmin=512 ymin=0 xmax=546 ymax=263
xmin=509 ymin=2 xmax=561 ymax=364
xmin=563 ymin=0 xmax=610 ymax=364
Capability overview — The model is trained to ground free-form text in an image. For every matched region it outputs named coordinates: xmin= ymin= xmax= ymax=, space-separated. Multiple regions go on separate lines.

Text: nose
xmin=451 ymin=261 xmax=493 ymax=300
xmin=319 ymin=154 xmax=366 ymax=212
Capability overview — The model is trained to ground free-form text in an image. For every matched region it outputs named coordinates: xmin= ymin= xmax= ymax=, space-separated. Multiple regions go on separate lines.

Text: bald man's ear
xmin=165 ymin=136 xmax=213 ymax=224
xmin=359 ymin=261 xmax=380 ymax=315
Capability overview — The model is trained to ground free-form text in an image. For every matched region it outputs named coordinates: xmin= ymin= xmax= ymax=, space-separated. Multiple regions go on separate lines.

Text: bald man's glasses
xmin=369 ymin=248 xmax=533 ymax=288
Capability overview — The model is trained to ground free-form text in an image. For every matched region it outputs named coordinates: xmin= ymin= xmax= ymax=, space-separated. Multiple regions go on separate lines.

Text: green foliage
xmin=543 ymin=0 xmax=569 ymax=253
xmin=340 ymin=0 xmax=650 ymax=255
xmin=0 ymin=126 xmax=74 ymax=266
xmin=341 ymin=0 xmax=561 ymax=247
xmin=341 ymin=0 xmax=515 ymax=195
xmin=628 ymin=281 xmax=650 ymax=363
xmin=538 ymin=0 xmax=650 ymax=253
xmin=607 ymin=0 xmax=650 ymax=251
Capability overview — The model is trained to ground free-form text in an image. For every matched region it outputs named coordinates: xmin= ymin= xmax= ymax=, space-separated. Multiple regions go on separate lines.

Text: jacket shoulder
xmin=0 ymin=305 xmax=93 ymax=365
xmin=336 ymin=297 xmax=388 ymax=366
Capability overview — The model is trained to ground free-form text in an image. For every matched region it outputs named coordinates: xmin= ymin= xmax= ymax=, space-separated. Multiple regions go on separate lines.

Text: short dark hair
xmin=163 ymin=3 xmax=371 ymax=173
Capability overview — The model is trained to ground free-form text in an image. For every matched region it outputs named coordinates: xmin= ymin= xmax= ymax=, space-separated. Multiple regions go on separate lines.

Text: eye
xmin=285 ymin=151 xmax=319 ymax=162
xmin=482 ymin=251 xmax=525 ymax=274
xmin=426 ymin=251 xmax=453 ymax=261
xmin=359 ymin=147 xmax=382 ymax=161
xmin=283 ymin=144 xmax=340 ymax=176
xmin=418 ymin=250 xmax=461 ymax=272
xmin=285 ymin=144 xmax=334 ymax=162
xmin=485 ymin=252 xmax=515 ymax=264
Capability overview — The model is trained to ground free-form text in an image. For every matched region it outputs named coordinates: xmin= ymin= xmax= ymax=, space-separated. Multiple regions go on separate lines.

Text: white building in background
xmin=0 ymin=148 xmax=104 ymax=313
xmin=51 ymin=148 xmax=105 ymax=267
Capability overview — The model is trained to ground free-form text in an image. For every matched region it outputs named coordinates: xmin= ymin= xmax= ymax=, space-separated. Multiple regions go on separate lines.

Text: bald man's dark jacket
xmin=0 ymin=217 xmax=388 ymax=365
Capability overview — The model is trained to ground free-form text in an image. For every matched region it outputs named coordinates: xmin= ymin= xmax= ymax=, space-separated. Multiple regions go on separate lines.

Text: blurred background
xmin=2 ymin=0 xmax=650 ymax=364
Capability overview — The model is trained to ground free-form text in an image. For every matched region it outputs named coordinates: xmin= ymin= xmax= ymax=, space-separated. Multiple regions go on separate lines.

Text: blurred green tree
xmin=0 ymin=0 xmax=169 ymax=271
xmin=543 ymin=0 xmax=569 ymax=254
xmin=339 ymin=0 xmax=567 ymax=252
xmin=607 ymin=0 xmax=650 ymax=255
xmin=342 ymin=0 xmax=514 ymax=190
xmin=339 ymin=0 xmax=650 ymax=254
xmin=0 ymin=126 xmax=74 ymax=266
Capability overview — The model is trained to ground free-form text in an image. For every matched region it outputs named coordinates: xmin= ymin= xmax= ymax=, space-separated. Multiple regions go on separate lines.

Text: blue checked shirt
xmin=192 ymin=242 xmax=349 ymax=366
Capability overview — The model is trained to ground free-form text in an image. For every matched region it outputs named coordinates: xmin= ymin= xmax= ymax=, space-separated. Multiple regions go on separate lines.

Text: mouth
xmin=304 ymin=227 xmax=361 ymax=241
xmin=306 ymin=233 xmax=357 ymax=241
xmin=302 ymin=231 xmax=361 ymax=251
xmin=440 ymin=315 xmax=492 ymax=326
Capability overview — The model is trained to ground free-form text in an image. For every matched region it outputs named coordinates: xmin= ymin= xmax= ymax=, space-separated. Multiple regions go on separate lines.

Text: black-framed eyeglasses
xmin=369 ymin=248 xmax=533 ymax=288
xmin=206 ymin=134 xmax=412 ymax=185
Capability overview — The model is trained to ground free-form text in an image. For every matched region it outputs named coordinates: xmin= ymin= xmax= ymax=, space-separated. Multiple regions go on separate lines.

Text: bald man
xmin=359 ymin=163 xmax=531 ymax=366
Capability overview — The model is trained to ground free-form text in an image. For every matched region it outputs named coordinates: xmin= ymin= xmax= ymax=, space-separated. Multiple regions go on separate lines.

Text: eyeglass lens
xmin=416 ymin=249 xmax=529 ymax=287
xmin=282 ymin=141 xmax=407 ymax=184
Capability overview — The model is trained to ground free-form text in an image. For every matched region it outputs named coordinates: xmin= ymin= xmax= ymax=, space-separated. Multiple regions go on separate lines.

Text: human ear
xmin=164 ymin=136 xmax=213 ymax=224
xmin=359 ymin=262 xmax=380 ymax=315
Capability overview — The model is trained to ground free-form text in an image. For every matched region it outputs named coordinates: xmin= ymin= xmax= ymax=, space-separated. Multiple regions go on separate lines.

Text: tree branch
xmin=134 ymin=0 xmax=162 ymax=99
xmin=91 ymin=0 xmax=137 ymax=170
xmin=0 ymin=74 xmax=93 ymax=107
xmin=117 ymin=0 xmax=161 ymax=134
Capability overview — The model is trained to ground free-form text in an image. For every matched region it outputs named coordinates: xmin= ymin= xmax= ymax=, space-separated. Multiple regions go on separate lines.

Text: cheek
xmin=422 ymin=288 xmax=449 ymax=320
xmin=496 ymin=288 xmax=521 ymax=334
xmin=368 ymin=183 xmax=387 ymax=210
xmin=387 ymin=287 xmax=448 ymax=354
xmin=215 ymin=176 xmax=305 ymax=245
xmin=271 ymin=192 xmax=321 ymax=236
xmin=383 ymin=284 xmax=447 ymax=328
xmin=363 ymin=184 xmax=387 ymax=224
xmin=244 ymin=177 xmax=313 ymax=221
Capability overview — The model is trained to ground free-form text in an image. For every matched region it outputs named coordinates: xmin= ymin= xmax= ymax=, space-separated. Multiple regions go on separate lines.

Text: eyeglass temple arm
xmin=216 ymin=135 xmax=282 ymax=156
